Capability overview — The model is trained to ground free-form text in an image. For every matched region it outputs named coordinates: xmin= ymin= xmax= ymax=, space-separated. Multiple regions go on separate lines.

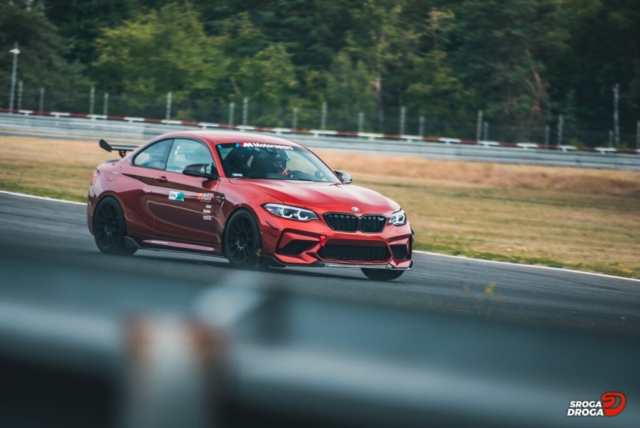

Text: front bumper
xmin=257 ymin=212 xmax=413 ymax=270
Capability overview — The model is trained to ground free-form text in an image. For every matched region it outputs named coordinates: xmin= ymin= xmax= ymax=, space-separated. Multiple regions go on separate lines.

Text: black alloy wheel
xmin=224 ymin=209 xmax=266 ymax=270
xmin=361 ymin=268 xmax=405 ymax=281
xmin=93 ymin=197 xmax=136 ymax=256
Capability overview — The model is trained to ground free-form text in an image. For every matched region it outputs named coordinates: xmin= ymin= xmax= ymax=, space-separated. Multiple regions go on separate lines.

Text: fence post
xmin=242 ymin=97 xmax=248 ymax=130
xmin=609 ymin=130 xmax=613 ymax=147
xmin=613 ymin=83 xmax=620 ymax=147
xmin=557 ymin=115 xmax=563 ymax=146
xmin=358 ymin=112 xmax=364 ymax=133
xmin=483 ymin=121 xmax=489 ymax=141
xmin=90 ymin=86 xmax=95 ymax=115
xmin=637 ymin=120 xmax=640 ymax=150
xmin=17 ymin=80 xmax=23 ymax=111
xmin=321 ymin=101 xmax=327 ymax=130
xmin=229 ymin=102 xmax=235 ymax=126
xmin=39 ymin=87 xmax=44 ymax=112
xmin=419 ymin=116 xmax=424 ymax=137
xmin=103 ymin=92 xmax=109 ymax=116
xmin=293 ymin=107 xmax=298 ymax=129
xmin=544 ymin=125 xmax=550 ymax=145
xmin=166 ymin=91 xmax=172 ymax=121
xmin=476 ymin=110 xmax=483 ymax=142
xmin=8 ymin=42 xmax=19 ymax=112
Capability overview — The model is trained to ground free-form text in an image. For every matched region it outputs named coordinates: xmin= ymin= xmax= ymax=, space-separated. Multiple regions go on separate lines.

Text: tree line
xmin=1 ymin=0 xmax=639 ymax=144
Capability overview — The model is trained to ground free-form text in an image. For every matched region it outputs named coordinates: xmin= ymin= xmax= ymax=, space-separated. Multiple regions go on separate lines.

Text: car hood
xmin=229 ymin=179 xmax=400 ymax=214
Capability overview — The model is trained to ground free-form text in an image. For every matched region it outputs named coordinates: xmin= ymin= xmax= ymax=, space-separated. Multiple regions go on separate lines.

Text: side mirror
xmin=183 ymin=163 xmax=219 ymax=180
xmin=335 ymin=170 xmax=352 ymax=184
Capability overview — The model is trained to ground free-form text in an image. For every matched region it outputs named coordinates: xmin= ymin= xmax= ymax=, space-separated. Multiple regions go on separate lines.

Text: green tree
xmin=451 ymin=0 xmax=568 ymax=125
xmin=404 ymin=50 xmax=476 ymax=122
xmin=91 ymin=2 xmax=221 ymax=117
xmin=326 ymin=51 xmax=377 ymax=130
xmin=0 ymin=1 xmax=91 ymax=110
xmin=345 ymin=0 xmax=420 ymax=131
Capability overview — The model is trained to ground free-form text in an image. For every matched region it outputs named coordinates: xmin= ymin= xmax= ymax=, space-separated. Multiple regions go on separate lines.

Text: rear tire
xmin=224 ymin=209 xmax=267 ymax=270
xmin=93 ymin=196 xmax=137 ymax=256
xmin=361 ymin=268 xmax=404 ymax=281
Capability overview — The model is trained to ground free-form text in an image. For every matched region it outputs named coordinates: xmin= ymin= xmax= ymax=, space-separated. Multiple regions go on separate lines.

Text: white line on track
xmin=2 ymin=190 xmax=637 ymax=283
xmin=0 ymin=190 xmax=86 ymax=206
xmin=414 ymin=250 xmax=640 ymax=283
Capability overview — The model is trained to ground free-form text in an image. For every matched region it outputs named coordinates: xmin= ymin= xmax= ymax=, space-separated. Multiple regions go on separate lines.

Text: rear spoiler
xmin=99 ymin=139 xmax=139 ymax=158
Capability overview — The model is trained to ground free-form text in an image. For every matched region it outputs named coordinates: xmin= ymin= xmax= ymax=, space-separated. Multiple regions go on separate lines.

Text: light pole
xmin=8 ymin=42 xmax=20 ymax=112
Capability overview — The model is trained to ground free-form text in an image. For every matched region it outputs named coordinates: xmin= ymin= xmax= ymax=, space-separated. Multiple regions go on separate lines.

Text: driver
xmin=264 ymin=150 xmax=290 ymax=176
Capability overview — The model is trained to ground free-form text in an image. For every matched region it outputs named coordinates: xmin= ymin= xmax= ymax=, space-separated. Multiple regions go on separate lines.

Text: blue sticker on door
xmin=168 ymin=191 xmax=185 ymax=202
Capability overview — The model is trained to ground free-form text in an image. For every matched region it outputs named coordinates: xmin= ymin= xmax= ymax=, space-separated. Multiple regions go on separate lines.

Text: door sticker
xmin=168 ymin=191 xmax=185 ymax=202
xmin=197 ymin=193 xmax=214 ymax=202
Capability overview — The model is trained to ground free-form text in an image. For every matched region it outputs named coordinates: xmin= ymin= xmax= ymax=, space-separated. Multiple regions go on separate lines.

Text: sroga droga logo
xmin=567 ymin=392 xmax=626 ymax=417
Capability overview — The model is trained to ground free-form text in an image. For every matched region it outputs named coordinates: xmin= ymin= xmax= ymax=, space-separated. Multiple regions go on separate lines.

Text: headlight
xmin=263 ymin=203 xmax=319 ymax=222
xmin=389 ymin=209 xmax=406 ymax=226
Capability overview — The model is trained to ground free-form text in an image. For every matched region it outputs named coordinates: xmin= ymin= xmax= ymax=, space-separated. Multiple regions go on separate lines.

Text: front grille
xmin=277 ymin=240 xmax=314 ymax=256
xmin=359 ymin=215 xmax=387 ymax=232
xmin=391 ymin=244 xmax=410 ymax=260
xmin=324 ymin=213 xmax=387 ymax=233
xmin=318 ymin=245 xmax=390 ymax=262
xmin=323 ymin=213 xmax=359 ymax=232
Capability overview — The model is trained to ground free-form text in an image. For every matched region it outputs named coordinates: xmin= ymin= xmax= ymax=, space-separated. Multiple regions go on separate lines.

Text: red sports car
xmin=87 ymin=131 xmax=413 ymax=280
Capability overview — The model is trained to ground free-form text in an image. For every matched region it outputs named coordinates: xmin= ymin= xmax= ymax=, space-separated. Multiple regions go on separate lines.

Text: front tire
xmin=361 ymin=268 xmax=404 ymax=281
xmin=224 ymin=209 xmax=266 ymax=270
xmin=93 ymin=196 xmax=136 ymax=256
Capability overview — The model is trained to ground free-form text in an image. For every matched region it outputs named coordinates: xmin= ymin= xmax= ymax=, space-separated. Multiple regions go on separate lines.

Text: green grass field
xmin=2 ymin=135 xmax=639 ymax=278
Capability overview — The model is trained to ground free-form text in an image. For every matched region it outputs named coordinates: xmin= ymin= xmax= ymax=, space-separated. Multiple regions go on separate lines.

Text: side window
xmin=166 ymin=139 xmax=215 ymax=173
xmin=133 ymin=139 xmax=173 ymax=170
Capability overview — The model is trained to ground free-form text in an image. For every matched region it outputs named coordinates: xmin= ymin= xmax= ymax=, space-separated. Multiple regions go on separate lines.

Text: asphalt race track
xmin=1 ymin=191 xmax=638 ymax=334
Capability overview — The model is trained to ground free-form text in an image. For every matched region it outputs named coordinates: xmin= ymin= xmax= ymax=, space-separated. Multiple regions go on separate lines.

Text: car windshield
xmin=215 ymin=142 xmax=340 ymax=183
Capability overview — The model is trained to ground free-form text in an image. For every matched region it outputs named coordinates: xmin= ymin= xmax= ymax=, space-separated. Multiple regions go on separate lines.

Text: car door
xmin=150 ymin=138 xmax=224 ymax=246
xmin=123 ymin=138 xmax=174 ymax=238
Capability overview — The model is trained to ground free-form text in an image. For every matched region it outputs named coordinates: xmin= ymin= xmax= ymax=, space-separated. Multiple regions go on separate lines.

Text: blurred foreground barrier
xmin=0 ymin=278 xmax=638 ymax=427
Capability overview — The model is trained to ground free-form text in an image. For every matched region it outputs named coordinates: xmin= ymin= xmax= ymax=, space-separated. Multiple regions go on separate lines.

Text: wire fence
xmin=7 ymin=86 xmax=640 ymax=148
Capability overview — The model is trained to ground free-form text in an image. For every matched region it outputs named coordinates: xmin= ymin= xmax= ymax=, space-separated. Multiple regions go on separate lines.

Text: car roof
xmin=156 ymin=130 xmax=303 ymax=148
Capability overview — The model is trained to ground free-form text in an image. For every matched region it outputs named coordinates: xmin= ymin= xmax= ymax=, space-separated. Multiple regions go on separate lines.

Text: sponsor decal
xmin=203 ymin=215 xmax=212 ymax=221
xmin=231 ymin=173 xmax=243 ymax=177
xmin=351 ymin=206 xmax=360 ymax=213
xmin=168 ymin=191 xmax=185 ymax=202
xmin=203 ymin=209 xmax=211 ymax=214
xmin=197 ymin=193 xmax=214 ymax=202
xmin=241 ymin=142 xmax=293 ymax=150
xmin=567 ymin=392 xmax=626 ymax=417
xmin=205 ymin=204 xmax=212 ymax=209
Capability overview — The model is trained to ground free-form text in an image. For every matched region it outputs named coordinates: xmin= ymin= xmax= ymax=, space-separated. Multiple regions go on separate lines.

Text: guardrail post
xmin=399 ymin=106 xmax=406 ymax=136
xmin=476 ymin=110 xmax=483 ymax=142
xmin=123 ymin=317 xmax=224 ymax=428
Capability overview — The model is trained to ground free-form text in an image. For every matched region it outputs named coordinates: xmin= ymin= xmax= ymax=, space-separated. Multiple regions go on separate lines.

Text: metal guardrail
xmin=1 ymin=251 xmax=639 ymax=428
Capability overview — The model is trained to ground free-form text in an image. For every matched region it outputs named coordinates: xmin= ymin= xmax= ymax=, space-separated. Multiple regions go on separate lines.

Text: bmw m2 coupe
xmin=88 ymin=131 xmax=413 ymax=280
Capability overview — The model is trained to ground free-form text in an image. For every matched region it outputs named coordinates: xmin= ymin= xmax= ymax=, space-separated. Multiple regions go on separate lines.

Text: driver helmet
xmin=264 ymin=149 xmax=290 ymax=175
